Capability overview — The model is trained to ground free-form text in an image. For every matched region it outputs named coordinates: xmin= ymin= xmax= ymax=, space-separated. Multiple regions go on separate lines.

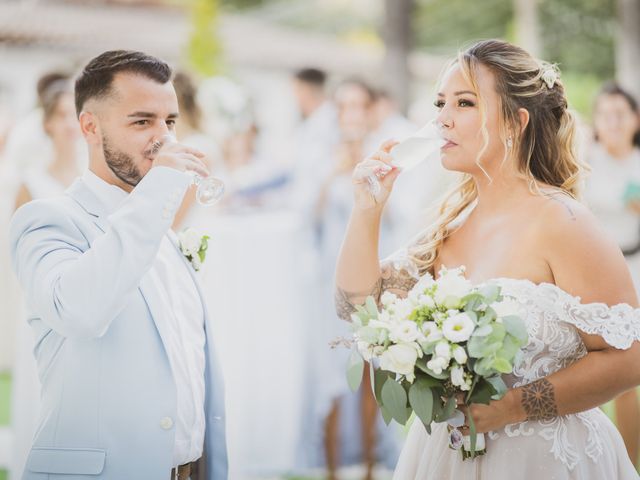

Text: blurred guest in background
xmin=14 ymin=73 xmax=81 ymax=208
xmin=318 ymin=78 xmax=400 ymax=480
xmin=584 ymin=82 xmax=640 ymax=467
xmin=9 ymin=71 xmax=82 ymax=480
xmin=289 ymin=68 xmax=339 ymax=217
xmin=172 ymin=71 xmax=222 ymax=229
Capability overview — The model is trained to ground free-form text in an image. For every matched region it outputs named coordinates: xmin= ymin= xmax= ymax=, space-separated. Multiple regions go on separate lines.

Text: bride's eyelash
xmin=433 ymin=99 xmax=476 ymax=109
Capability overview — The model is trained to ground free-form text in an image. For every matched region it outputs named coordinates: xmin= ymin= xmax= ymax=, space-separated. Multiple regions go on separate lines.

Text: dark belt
xmin=170 ymin=461 xmax=194 ymax=480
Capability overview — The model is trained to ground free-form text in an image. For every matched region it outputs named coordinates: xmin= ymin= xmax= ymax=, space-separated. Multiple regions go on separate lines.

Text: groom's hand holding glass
xmin=152 ymin=134 xmax=209 ymax=178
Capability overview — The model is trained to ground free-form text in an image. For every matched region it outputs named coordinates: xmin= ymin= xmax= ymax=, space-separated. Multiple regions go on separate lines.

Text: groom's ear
xmin=78 ymin=110 xmax=101 ymax=146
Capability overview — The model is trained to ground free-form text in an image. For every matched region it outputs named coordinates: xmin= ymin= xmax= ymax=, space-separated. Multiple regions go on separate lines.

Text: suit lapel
xmin=66 ymin=179 xmax=110 ymax=233
xmin=67 ymin=178 xmax=170 ymax=343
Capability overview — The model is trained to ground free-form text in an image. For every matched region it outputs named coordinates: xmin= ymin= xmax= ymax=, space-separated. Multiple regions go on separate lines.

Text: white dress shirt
xmin=82 ymin=168 xmax=206 ymax=467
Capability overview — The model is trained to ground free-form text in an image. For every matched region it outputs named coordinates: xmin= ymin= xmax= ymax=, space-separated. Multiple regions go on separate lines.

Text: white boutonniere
xmin=178 ymin=227 xmax=209 ymax=271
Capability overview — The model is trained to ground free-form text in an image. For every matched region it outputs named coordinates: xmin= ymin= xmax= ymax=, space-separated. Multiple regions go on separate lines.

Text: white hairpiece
xmin=541 ymin=67 xmax=558 ymax=89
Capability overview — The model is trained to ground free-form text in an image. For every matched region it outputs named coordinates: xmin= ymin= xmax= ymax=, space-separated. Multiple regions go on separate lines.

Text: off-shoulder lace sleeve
xmin=560 ymin=300 xmax=640 ymax=350
xmin=523 ymin=282 xmax=640 ymax=350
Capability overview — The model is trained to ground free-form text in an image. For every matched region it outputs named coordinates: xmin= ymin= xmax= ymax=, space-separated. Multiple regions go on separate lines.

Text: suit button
xmin=160 ymin=417 xmax=174 ymax=430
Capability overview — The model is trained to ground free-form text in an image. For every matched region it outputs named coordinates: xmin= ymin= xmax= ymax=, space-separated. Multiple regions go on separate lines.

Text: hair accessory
xmin=541 ymin=67 xmax=558 ymax=89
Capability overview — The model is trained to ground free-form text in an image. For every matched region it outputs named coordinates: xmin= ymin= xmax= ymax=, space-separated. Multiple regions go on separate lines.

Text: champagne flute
xmin=366 ymin=119 xmax=446 ymax=196
xmin=159 ymin=134 xmax=225 ymax=206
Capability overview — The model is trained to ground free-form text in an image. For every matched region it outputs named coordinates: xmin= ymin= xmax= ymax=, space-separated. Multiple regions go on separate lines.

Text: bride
xmin=334 ymin=39 xmax=640 ymax=478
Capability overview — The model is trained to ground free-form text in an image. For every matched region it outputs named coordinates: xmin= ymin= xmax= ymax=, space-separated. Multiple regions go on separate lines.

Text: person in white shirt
xmin=584 ymin=82 xmax=640 ymax=468
xmin=9 ymin=50 xmax=227 ymax=479
xmin=289 ymin=68 xmax=339 ymax=217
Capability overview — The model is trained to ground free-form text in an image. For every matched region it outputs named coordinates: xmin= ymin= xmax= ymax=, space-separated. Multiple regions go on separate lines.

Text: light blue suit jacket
xmin=9 ymin=167 xmax=227 ymax=479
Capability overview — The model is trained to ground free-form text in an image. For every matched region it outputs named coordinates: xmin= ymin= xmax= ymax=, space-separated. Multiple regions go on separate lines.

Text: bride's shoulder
xmin=531 ymin=190 xmax=637 ymax=305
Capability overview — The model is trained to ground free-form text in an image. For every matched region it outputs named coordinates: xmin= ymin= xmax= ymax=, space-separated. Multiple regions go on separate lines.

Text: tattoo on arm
xmin=334 ymin=260 xmax=419 ymax=321
xmin=335 ymin=277 xmax=382 ymax=321
xmin=521 ymin=378 xmax=558 ymax=421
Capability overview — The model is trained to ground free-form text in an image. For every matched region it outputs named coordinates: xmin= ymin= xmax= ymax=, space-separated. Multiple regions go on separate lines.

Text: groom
xmin=9 ymin=50 xmax=226 ymax=479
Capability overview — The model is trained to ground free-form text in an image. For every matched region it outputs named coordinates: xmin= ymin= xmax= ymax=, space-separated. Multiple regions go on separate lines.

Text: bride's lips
xmin=442 ymin=139 xmax=458 ymax=149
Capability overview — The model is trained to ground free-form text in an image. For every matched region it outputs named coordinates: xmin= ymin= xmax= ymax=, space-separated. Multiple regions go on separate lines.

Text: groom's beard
xmin=103 ymin=136 xmax=145 ymax=187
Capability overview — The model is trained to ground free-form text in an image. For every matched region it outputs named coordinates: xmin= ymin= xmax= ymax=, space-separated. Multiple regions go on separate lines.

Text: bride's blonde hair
xmin=410 ymin=39 xmax=586 ymax=276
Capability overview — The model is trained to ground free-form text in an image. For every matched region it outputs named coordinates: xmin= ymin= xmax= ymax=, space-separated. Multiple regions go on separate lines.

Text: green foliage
xmin=346 ymin=349 xmax=364 ymax=392
xmin=414 ymin=0 xmax=514 ymax=55
xmin=187 ymin=0 xmax=224 ymax=76
xmin=413 ymin=0 xmax=615 ymax=117
xmin=539 ymin=0 xmax=615 ymax=79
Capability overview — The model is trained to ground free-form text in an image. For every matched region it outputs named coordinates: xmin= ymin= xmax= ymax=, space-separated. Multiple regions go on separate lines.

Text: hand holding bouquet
xmin=346 ymin=266 xmax=528 ymax=458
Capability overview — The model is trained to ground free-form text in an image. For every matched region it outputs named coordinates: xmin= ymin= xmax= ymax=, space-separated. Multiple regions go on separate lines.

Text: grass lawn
xmin=1 ymin=370 xmax=11 ymax=480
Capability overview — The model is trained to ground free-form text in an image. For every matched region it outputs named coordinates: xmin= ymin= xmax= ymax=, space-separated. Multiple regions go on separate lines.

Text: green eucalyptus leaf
xmin=502 ymin=316 xmax=528 ymax=343
xmin=486 ymin=376 xmax=508 ymax=400
xmin=365 ymin=296 xmax=380 ymax=319
xmin=381 ymin=379 xmax=411 ymax=425
xmin=408 ymin=381 xmax=434 ymax=427
xmin=346 ymin=349 xmax=364 ymax=392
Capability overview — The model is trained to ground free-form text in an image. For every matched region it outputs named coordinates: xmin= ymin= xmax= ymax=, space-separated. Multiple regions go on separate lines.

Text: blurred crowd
xmin=0 ymin=62 xmax=639 ymax=479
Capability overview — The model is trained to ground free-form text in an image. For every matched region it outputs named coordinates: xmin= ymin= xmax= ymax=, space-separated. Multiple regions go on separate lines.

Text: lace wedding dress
xmin=386 ymin=255 xmax=640 ymax=479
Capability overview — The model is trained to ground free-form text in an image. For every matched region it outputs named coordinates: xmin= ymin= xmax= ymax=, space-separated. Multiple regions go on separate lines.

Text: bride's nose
xmin=436 ymin=110 xmax=453 ymax=130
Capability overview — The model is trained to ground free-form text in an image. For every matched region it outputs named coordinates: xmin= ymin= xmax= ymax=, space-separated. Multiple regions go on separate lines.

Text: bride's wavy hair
xmin=409 ymin=39 xmax=586 ymax=276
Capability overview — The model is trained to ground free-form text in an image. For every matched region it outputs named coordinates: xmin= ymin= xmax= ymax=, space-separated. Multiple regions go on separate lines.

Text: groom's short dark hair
xmin=74 ymin=50 xmax=172 ymax=117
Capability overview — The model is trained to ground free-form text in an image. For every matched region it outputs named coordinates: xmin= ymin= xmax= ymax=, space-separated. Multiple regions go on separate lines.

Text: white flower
xmin=179 ymin=228 xmax=203 ymax=257
xmin=451 ymin=365 xmax=470 ymax=391
xmin=435 ymin=269 xmax=472 ymax=308
xmin=190 ymin=254 xmax=202 ymax=272
xmin=426 ymin=356 xmax=449 ymax=375
xmin=422 ymin=322 xmax=443 ymax=343
xmin=442 ymin=312 xmax=475 ymax=343
xmin=491 ymin=298 xmax=523 ymax=319
xmin=389 ymin=320 xmax=420 ymax=343
xmin=418 ymin=294 xmax=436 ymax=309
xmin=357 ymin=342 xmax=385 ymax=361
xmin=381 ymin=291 xmax=398 ymax=307
xmin=434 ymin=341 xmax=452 ymax=361
xmin=453 ymin=345 xmax=468 ymax=364
xmin=379 ymin=343 xmax=419 ymax=376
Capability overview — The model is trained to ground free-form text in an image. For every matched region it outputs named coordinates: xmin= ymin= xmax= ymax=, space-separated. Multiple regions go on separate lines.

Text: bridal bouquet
xmin=346 ymin=266 xmax=528 ymax=459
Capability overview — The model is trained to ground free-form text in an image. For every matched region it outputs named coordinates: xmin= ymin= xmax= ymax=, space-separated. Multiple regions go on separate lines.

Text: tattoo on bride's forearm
xmin=334 ymin=277 xmax=383 ymax=321
xmin=521 ymin=378 xmax=558 ymax=421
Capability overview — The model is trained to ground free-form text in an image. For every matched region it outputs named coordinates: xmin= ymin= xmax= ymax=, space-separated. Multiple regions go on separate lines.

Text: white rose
xmin=492 ymin=298 xmax=523 ymax=319
xmin=435 ymin=269 xmax=472 ymax=308
xmin=451 ymin=365 xmax=469 ymax=390
xmin=381 ymin=291 xmax=398 ymax=307
xmin=422 ymin=322 xmax=443 ymax=343
xmin=426 ymin=356 xmax=449 ymax=375
xmin=453 ymin=345 xmax=468 ymax=364
xmin=390 ymin=320 xmax=420 ymax=343
xmin=442 ymin=312 xmax=475 ymax=343
xmin=434 ymin=341 xmax=452 ymax=361
xmin=379 ymin=343 xmax=419 ymax=376
xmin=179 ymin=228 xmax=202 ymax=257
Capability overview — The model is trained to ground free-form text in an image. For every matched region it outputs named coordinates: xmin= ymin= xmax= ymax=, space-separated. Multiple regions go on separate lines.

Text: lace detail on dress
xmin=485 ymin=278 xmax=640 ymax=471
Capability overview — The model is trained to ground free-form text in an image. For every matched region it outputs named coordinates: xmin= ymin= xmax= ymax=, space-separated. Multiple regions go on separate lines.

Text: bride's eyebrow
xmin=436 ymin=91 xmax=478 ymax=97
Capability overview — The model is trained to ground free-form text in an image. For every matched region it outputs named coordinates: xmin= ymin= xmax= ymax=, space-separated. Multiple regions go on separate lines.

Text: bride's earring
xmin=507 ymin=137 xmax=513 ymax=149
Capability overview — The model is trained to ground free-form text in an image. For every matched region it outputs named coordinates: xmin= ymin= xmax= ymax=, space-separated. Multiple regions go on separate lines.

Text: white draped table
xmin=197 ymin=209 xmax=318 ymax=478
